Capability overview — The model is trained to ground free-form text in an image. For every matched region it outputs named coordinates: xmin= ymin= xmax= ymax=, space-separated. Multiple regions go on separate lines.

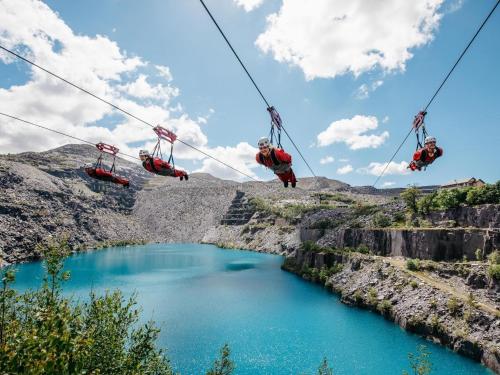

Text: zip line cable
xmin=0 ymin=112 xmax=141 ymax=161
xmin=197 ymin=0 xmax=317 ymax=178
xmin=0 ymin=45 xmax=259 ymax=182
xmin=372 ymin=0 xmax=499 ymax=187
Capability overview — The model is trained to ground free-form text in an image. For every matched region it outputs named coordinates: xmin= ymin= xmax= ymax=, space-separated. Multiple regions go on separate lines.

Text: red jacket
xmin=142 ymin=157 xmax=187 ymax=178
xmin=256 ymin=148 xmax=292 ymax=174
xmin=85 ymin=167 xmax=129 ymax=187
xmin=409 ymin=147 xmax=443 ymax=171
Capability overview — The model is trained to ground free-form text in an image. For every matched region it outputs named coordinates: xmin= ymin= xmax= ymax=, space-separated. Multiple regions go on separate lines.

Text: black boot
xmin=291 ymin=181 xmax=296 ymax=188
xmin=283 ymin=181 xmax=289 ymax=188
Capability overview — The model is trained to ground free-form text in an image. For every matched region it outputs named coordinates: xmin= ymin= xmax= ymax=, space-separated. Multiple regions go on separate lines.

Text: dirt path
xmin=383 ymin=257 xmax=499 ymax=316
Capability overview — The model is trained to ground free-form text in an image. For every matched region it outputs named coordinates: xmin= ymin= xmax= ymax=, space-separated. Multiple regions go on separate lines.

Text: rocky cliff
xmin=282 ymin=248 xmax=500 ymax=372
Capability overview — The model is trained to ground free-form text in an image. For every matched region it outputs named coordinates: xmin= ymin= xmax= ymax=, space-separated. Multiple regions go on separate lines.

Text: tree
xmin=318 ymin=357 xmax=334 ymax=375
xmin=0 ymin=237 xmax=173 ymax=375
xmin=206 ymin=344 xmax=235 ymax=375
xmin=402 ymin=345 xmax=432 ymax=375
xmin=401 ymin=186 xmax=420 ymax=214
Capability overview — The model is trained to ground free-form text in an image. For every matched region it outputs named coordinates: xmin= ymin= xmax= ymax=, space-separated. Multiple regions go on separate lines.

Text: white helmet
xmin=258 ymin=137 xmax=270 ymax=148
xmin=424 ymin=136 xmax=436 ymax=144
xmin=139 ymin=149 xmax=150 ymax=157
xmin=83 ymin=163 xmax=93 ymax=169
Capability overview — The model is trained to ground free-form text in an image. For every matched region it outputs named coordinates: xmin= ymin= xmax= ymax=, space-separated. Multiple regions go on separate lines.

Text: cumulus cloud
xmin=317 ymin=115 xmax=389 ymax=150
xmin=0 ymin=0 xmax=255 ymax=180
xmin=320 ymin=155 xmax=334 ymax=165
xmin=358 ymin=161 xmax=409 ymax=176
xmin=233 ymin=0 xmax=265 ymax=12
xmin=194 ymin=142 xmax=259 ymax=181
xmin=256 ymin=0 xmax=444 ymax=80
xmin=355 ymin=80 xmax=384 ymax=99
xmin=337 ymin=164 xmax=353 ymax=175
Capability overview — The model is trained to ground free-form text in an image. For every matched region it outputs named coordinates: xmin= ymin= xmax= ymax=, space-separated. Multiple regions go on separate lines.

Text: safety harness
xmin=95 ymin=142 xmax=119 ymax=173
xmin=258 ymin=148 xmax=291 ymax=174
xmin=152 ymin=125 xmax=177 ymax=168
xmin=267 ymin=106 xmax=283 ymax=149
xmin=412 ymin=110 xmax=429 ymax=150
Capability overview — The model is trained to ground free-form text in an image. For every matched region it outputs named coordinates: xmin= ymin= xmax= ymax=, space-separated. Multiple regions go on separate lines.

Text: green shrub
xmin=475 ymin=249 xmax=483 ymax=262
xmin=406 ymin=259 xmax=420 ymax=271
xmin=302 ymin=241 xmax=324 ymax=253
xmin=372 ymin=212 xmax=392 ymax=228
xmin=488 ymin=264 xmax=500 ymax=281
xmin=465 ymin=182 xmax=500 ymax=205
xmin=317 ymin=357 xmax=333 ymax=375
xmin=488 ymin=250 xmax=500 ymax=265
xmin=402 ymin=345 xmax=432 ymax=375
xmin=401 ymin=186 xmax=420 ymax=214
xmin=377 ymin=299 xmax=392 ymax=314
xmin=353 ymin=290 xmax=363 ymax=304
xmin=0 ymin=239 xmax=173 ymax=375
xmin=447 ymin=296 xmax=461 ymax=315
xmin=410 ymin=280 xmax=418 ymax=289
xmin=356 ymin=244 xmax=370 ymax=254
xmin=206 ymin=344 xmax=235 ymax=375
xmin=367 ymin=288 xmax=378 ymax=305
xmin=416 ymin=192 xmax=437 ymax=215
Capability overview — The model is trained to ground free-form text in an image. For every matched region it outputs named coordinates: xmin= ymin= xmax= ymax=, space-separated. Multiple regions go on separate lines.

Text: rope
xmin=372 ymin=0 xmax=499 ymax=187
xmin=0 ymin=45 xmax=260 ymax=182
xmin=0 ymin=112 xmax=141 ymax=161
xmin=198 ymin=0 xmax=317 ymax=177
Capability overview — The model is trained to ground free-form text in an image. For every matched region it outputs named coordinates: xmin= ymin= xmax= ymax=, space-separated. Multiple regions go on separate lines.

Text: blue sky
xmin=0 ymin=0 xmax=498 ymax=186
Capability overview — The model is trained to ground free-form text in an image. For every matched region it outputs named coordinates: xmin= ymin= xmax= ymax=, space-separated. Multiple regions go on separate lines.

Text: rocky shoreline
xmin=280 ymin=246 xmax=500 ymax=374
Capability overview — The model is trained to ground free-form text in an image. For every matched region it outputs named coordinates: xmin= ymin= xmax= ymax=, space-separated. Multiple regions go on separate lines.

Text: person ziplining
xmin=140 ymin=126 xmax=188 ymax=180
xmin=407 ymin=111 xmax=443 ymax=171
xmin=255 ymin=107 xmax=297 ymax=188
xmin=84 ymin=143 xmax=130 ymax=187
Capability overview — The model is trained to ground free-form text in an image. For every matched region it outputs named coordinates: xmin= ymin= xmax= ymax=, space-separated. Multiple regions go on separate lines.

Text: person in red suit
xmin=255 ymin=137 xmax=297 ymax=188
xmin=139 ymin=150 xmax=188 ymax=180
xmin=84 ymin=164 xmax=130 ymax=187
xmin=408 ymin=136 xmax=443 ymax=171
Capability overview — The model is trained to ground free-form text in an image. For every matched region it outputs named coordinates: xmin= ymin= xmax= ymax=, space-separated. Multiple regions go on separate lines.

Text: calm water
xmin=11 ymin=244 xmax=492 ymax=375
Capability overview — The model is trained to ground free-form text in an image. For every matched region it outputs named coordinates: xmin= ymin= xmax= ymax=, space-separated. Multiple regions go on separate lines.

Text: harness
xmin=267 ymin=106 xmax=283 ymax=149
xmin=412 ymin=110 xmax=429 ymax=150
xmin=258 ymin=148 xmax=291 ymax=174
xmin=94 ymin=142 xmax=119 ymax=174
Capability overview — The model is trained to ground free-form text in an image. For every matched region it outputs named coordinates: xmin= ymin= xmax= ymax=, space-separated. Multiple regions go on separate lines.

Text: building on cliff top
xmin=441 ymin=177 xmax=485 ymax=189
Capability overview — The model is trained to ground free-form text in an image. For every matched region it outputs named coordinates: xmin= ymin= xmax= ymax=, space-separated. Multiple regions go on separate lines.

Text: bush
xmin=406 ymin=259 xmax=420 ymax=271
xmin=447 ymin=296 xmax=461 ymax=315
xmin=433 ymin=188 xmax=467 ymax=210
xmin=475 ymin=249 xmax=483 ymax=261
xmin=416 ymin=192 xmax=437 ymax=215
xmin=372 ymin=212 xmax=392 ymax=228
xmin=206 ymin=344 xmax=235 ymax=375
xmin=0 ymin=239 xmax=173 ymax=375
xmin=488 ymin=250 xmax=500 ymax=265
xmin=401 ymin=186 xmax=420 ymax=214
xmin=488 ymin=264 xmax=500 ymax=281
xmin=377 ymin=299 xmax=392 ymax=314
xmin=367 ymin=288 xmax=378 ymax=305
xmin=302 ymin=241 xmax=324 ymax=253
xmin=355 ymin=244 xmax=370 ymax=254
xmin=410 ymin=280 xmax=419 ymax=289
xmin=466 ymin=182 xmax=500 ymax=205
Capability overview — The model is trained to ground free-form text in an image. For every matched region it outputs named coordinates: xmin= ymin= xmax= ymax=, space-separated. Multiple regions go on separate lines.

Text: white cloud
xmin=256 ymin=0 xmax=444 ymax=80
xmin=155 ymin=65 xmax=173 ymax=82
xmin=358 ymin=161 xmax=409 ymax=176
xmin=382 ymin=181 xmax=396 ymax=187
xmin=320 ymin=156 xmax=334 ymax=165
xmin=194 ymin=142 xmax=259 ymax=181
xmin=117 ymin=74 xmax=179 ymax=102
xmin=355 ymin=80 xmax=384 ymax=99
xmin=446 ymin=0 xmax=464 ymax=13
xmin=233 ymin=0 xmax=265 ymax=12
xmin=382 ymin=116 xmax=390 ymax=124
xmin=337 ymin=164 xmax=353 ymax=175
xmin=339 ymin=158 xmax=349 ymax=162
xmin=317 ymin=115 xmax=389 ymax=150
xmin=0 ymin=0 xmax=257 ymax=180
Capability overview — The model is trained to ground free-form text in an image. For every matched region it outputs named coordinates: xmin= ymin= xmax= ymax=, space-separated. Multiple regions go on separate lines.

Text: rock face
xmin=283 ymin=249 xmax=500 ymax=373
xmin=301 ymin=206 xmax=500 ymax=261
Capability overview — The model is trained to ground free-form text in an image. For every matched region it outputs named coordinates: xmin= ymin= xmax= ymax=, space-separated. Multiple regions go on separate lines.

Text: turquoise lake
xmin=11 ymin=243 xmax=493 ymax=374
